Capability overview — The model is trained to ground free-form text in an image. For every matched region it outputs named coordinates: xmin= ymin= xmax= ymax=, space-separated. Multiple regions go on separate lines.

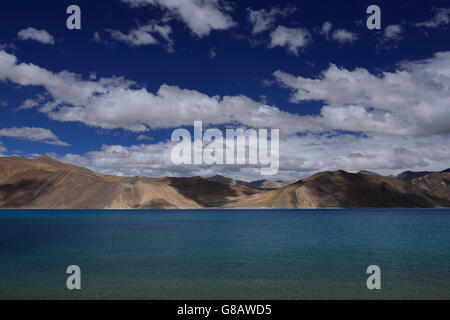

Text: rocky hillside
xmin=396 ymin=169 xmax=450 ymax=201
xmin=0 ymin=156 xmax=200 ymax=209
xmin=411 ymin=172 xmax=450 ymax=201
xmin=225 ymin=170 xmax=449 ymax=208
xmin=0 ymin=156 xmax=449 ymax=209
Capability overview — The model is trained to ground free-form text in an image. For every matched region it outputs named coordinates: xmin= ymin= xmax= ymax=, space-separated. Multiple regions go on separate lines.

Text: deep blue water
xmin=0 ymin=209 xmax=449 ymax=300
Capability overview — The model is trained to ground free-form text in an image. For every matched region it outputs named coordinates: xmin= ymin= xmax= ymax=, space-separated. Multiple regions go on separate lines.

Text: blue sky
xmin=1 ymin=0 xmax=450 ymax=181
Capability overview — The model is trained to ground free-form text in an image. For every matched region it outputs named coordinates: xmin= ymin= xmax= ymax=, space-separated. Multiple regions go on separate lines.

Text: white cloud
xmin=416 ymin=8 xmax=450 ymax=28
xmin=137 ymin=134 xmax=154 ymax=141
xmin=320 ymin=21 xmax=333 ymax=39
xmin=16 ymin=94 xmax=46 ymax=111
xmin=0 ymin=127 xmax=69 ymax=146
xmin=57 ymin=132 xmax=450 ymax=181
xmin=120 ymin=0 xmax=235 ymax=37
xmin=0 ymin=141 xmax=6 ymax=154
xmin=320 ymin=23 xmax=357 ymax=44
xmin=4 ymin=48 xmax=450 ymax=180
xmin=0 ymin=43 xmax=16 ymax=51
xmin=0 ymin=100 xmax=7 ymax=107
xmin=3 ymin=49 xmax=450 ymax=140
xmin=247 ymin=6 xmax=296 ymax=34
xmin=17 ymin=98 xmax=38 ymax=110
xmin=4 ymin=49 xmax=450 ymax=140
xmin=384 ymin=24 xmax=403 ymax=41
xmin=0 ymin=50 xmax=318 ymax=136
xmin=331 ymin=29 xmax=357 ymax=44
xmin=276 ymin=133 xmax=450 ymax=178
xmin=274 ymin=51 xmax=450 ymax=136
xmin=2 ymin=47 xmax=449 ymax=180
xmin=106 ymin=23 xmax=174 ymax=51
xmin=17 ymin=28 xmax=55 ymax=45
xmin=269 ymin=26 xmax=312 ymax=55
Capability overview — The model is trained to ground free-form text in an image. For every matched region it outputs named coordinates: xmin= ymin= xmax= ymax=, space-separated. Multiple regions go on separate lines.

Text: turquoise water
xmin=0 ymin=209 xmax=449 ymax=300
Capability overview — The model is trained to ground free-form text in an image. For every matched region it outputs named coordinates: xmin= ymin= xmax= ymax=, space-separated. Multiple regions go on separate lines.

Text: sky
xmin=0 ymin=0 xmax=450 ymax=181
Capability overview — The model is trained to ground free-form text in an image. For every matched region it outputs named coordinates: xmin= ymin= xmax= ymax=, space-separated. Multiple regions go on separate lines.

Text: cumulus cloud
xmin=3 ymin=47 xmax=450 ymax=180
xmin=279 ymin=133 xmax=450 ymax=177
xmin=17 ymin=28 xmax=55 ymax=45
xmin=276 ymin=133 xmax=450 ymax=179
xmin=0 ymin=127 xmax=69 ymax=146
xmin=16 ymin=94 xmax=47 ymax=111
xmin=106 ymin=23 xmax=173 ymax=51
xmin=331 ymin=29 xmax=357 ymax=44
xmin=416 ymin=8 xmax=450 ymax=28
xmin=384 ymin=24 xmax=403 ymax=41
xmin=57 ymin=131 xmax=450 ymax=181
xmin=0 ymin=50 xmax=318 ymax=136
xmin=3 ymin=49 xmax=450 ymax=139
xmin=269 ymin=26 xmax=312 ymax=55
xmin=4 ymin=48 xmax=450 ymax=139
xmin=120 ymin=0 xmax=235 ymax=37
xmin=4 ymin=49 xmax=450 ymax=179
xmin=274 ymin=51 xmax=450 ymax=136
xmin=0 ymin=141 xmax=6 ymax=154
xmin=247 ymin=6 xmax=296 ymax=34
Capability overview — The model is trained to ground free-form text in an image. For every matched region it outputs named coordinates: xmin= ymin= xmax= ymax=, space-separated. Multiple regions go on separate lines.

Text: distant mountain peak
xmin=396 ymin=171 xmax=432 ymax=181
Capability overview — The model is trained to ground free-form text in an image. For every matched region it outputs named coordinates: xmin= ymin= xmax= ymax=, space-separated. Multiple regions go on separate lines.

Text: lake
xmin=0 ymin=209 xmax=449 ymax=299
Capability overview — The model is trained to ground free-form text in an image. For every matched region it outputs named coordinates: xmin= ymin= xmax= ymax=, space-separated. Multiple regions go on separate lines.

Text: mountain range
xmin=0 ymin=156 xmax=449 ymax=209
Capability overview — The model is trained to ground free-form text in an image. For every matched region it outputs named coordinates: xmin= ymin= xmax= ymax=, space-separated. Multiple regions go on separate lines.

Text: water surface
xmin=0 ymin=209 xmax=449 ymax=299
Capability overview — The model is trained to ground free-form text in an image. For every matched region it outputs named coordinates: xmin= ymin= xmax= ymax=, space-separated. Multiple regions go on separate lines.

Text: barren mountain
xmin=225 ymin=170 xmax=449 ymax=208
xmin=0 ymin=156 xmax=449 ymax=209
xmin=411 ymin=172 xmax=450 ymax=201
xmin=0 ymin=156 xmax=200 ymax=209
xmin=166 ymin=176 xmax=260 ymax=207
xmin=397 ymin=170 xmax=432 ymax=181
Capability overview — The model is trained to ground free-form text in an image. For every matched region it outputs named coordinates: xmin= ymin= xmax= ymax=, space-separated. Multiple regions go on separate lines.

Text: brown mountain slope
xmin=225 ymin=170 xmax=449 ymax=208
xmin=0 ymin=156 xmax=201 ymax=209
xmin=396 ymin=171 xmax=432 ymax=181
xmin=411 ymin=172 xmax=450 ymax=200
xmin=166 ymin=176 xmax=260 ymax=207
xmin=0 ymin=157 xmax=449 ymax=209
